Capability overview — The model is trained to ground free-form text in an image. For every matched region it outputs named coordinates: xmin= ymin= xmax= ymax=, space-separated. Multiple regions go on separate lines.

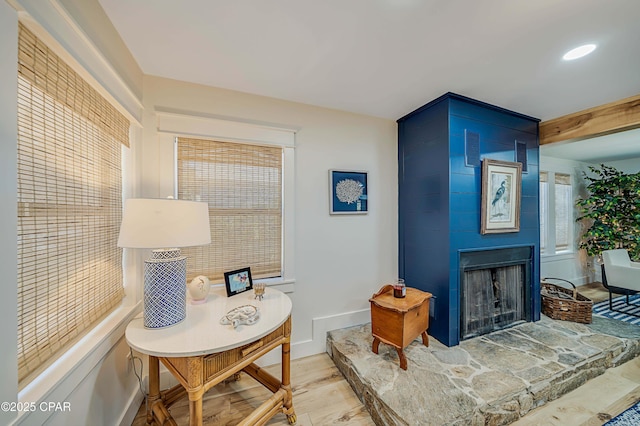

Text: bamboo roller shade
xmin=17 ymin=23 xmax=127 ymax=385
xmin=177 ymin=137 xmax=283 ymax=282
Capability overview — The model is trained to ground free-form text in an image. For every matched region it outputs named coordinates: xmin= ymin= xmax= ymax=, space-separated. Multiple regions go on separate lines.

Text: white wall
xmin=142 ymin=76 xmax=398 ymax=358
xmin=0 ymin=2 xmax=19 ymax=425
xmin=57 ymin=0 xmax=143 ymax=100
xmin=539 ymin=155 xmax=593 ymax=284
xmin=605 ymin=158 xmax=640 ymax=174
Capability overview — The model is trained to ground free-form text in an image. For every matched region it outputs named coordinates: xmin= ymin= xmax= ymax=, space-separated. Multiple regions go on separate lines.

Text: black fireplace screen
xmin=461 ymin=264 xmax=526 ymax=339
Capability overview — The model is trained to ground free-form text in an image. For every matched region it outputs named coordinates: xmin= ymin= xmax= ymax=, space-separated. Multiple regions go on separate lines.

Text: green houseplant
xmin=575 ymin=164 xmax=640 ymax=261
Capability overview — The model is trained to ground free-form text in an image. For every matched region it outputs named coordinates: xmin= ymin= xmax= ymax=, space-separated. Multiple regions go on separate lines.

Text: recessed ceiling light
xmin=563 ymin=44 xmax=597 ymax=61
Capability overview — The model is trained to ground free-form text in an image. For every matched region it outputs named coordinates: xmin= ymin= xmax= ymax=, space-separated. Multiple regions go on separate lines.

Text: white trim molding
xmin=156 ymin=109 xmax=297 ymax=290
xmin=156 ymin=108 xmax=297 ymax=148
xmin=256 ymin=308 xmax=372 ymax=367
xmin=8 ymin=0 xmax=143 ymax=125
xmin=16 ymin=303 xmax=141 ymax=425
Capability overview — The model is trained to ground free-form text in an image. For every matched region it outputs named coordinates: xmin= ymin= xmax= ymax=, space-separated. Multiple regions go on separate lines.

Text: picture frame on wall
xmin=481 ymin=159 xmax=522 ymax=234
xmin=329 ymin=170 xmax=368 ymax=215
xmin=223 ymin=267 xmax=253 ymax=297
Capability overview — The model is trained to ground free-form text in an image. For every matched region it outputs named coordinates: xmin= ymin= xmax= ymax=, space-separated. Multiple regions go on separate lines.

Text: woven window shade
xmin=555 ymin=173 xmax=571 ymax=186
xmin=555 ymin=173 xmax=572 ymax=251
xmin=17 ymin=24 xmax=129 ymax=147
xmin=177 ymin=138 xmax=282 ymax=282
xmin=17 ymin=23 xmax=126 ymax=385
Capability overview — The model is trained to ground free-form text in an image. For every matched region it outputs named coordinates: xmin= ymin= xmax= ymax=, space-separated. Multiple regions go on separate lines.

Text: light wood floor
xmin=131 ymin=353 xmax=375 ymax=425
xmin=131 ymin=282 xmax=640 ymax=426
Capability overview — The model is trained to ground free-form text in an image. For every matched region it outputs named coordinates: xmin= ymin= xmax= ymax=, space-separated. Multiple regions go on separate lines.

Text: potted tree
xmin=576 ymin=164 xmax=640 ymax=261
xmin=576 ymin=164 xmax=640 ymax=291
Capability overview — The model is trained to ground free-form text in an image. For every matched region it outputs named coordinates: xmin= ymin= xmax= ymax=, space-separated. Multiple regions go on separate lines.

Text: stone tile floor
xmin=328 ymin=315 xmax=640 ymax=425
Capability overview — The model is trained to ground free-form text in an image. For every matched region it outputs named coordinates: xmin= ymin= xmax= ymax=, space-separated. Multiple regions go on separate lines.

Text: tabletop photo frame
xmin=224 ymin=267 xmax=253 ymax=297
xmin=480 ymin=159 xmax=522 ymax=234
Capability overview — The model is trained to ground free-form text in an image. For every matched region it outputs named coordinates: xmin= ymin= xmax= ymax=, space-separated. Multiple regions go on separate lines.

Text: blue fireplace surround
xmin=397 ymin=93 xmax=541 ymax=347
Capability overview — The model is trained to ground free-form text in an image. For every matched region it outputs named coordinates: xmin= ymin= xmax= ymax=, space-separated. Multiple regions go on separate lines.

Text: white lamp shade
xmin=117 ymin=198 xmax=211 ymax=248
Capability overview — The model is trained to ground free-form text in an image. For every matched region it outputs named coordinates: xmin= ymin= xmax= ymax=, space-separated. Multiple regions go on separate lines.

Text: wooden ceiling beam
xmin=539 ymin=94 xmax=640 ymax=145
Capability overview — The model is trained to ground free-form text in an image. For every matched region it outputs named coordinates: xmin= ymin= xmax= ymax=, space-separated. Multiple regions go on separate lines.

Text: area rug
xmin=593 ymin=294 xmax=640 ymax=324
xmin=605 ymin=401 xmax=640 ymax=425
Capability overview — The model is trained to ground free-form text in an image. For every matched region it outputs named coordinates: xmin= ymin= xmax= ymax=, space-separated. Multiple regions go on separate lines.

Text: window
xmin=177 ymin=137 xmax=282 ymax=282
xmin=540 ymin=172 xmax=548 ymax=252
xmin=17 ymin=23 xmax=129 ymax=385
xmin=539 ymin=170 xmax=573 ymax=255
xmin=554 ymin=173 xmax=572 ymax=251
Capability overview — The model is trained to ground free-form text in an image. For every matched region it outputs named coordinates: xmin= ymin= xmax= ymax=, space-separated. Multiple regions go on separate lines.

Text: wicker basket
xmin=541 ymin=278 xmax=592 ymax=324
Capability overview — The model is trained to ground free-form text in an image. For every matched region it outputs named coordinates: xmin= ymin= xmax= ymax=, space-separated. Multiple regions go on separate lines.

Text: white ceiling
xmin=97 ymin=0 xmax=640 ymax=161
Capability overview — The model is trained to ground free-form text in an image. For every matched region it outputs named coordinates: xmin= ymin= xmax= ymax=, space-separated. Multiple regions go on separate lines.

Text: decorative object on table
xmin=118 ymin=198 xmax=211 ymax=328
xmin=253 ymin=282 xmax=266 ymax=301
xmin=541 ymin=278 xmax=592 ymax=324
xmin=187 ymin=275 xmax=211 ymax=304
xmin=224 ymin=267 xmax=253 ymax=297
xmin=219 ymin=305 xmax=260 ymax=328
xmin=329 ymin=169 xmax=368 ymax=214
xmin=480 ymin=159 xmax=522 ymax=234
xmin=393 ymin=278 xmax=406 ymax=298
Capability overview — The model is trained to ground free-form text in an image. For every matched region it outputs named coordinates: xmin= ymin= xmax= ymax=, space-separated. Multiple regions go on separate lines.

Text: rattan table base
xmin=146 ymin=316 xmax=296 ymax=426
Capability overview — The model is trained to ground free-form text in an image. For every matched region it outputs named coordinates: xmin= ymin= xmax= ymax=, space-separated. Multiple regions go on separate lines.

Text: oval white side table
xmin=126 ymin=286 xmax=296 ymax=426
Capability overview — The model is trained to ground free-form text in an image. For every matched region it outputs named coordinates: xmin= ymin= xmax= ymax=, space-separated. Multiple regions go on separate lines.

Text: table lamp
xmin=118 ymin=198 xmax=211 ymax=328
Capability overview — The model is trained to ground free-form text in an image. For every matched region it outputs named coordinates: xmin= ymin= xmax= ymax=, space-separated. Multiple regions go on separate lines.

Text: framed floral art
xmin=329 ymin=170 xmax=368 ymax=215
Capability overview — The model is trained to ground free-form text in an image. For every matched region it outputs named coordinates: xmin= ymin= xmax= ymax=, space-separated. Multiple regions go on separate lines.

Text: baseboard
xmin=118 ymin=379 xmax=146 ymax=426
xmin=571 ymin=276 xmax=590 ymax=286
xmin=258 ymin=308 xmax=371 ymax=366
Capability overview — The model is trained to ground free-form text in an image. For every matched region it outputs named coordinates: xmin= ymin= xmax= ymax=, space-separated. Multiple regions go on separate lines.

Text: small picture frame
xmin=481 ymin=159 xmax=522 ymax=234
xmin=329 ymin=170 xmax=368 ymax=215
xmin=223 ymin=267 xmax=253 ymax=297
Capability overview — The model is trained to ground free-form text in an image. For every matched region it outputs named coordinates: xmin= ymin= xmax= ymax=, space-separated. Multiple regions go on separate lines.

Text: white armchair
xmin=601 ymin=249 xmax=640 ymax=313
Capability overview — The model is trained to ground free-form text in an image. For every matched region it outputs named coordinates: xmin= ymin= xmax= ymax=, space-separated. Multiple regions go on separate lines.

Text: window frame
xmin=539 ymin=169 xmax=576 ymax=257
xmin=16 ymin=21 xmax=132 ymax=386
xmin=15 ymin=18 xmax=141 ymax=418
xmin=156 ymin=110 xmax=296 ymax=293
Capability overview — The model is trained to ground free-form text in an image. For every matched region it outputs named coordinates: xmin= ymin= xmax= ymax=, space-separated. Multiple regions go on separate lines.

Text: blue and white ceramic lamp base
xmin=143 ymin=248 xmax=187 ymax=329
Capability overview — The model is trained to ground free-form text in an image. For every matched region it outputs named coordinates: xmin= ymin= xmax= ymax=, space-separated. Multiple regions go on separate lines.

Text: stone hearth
xmin=327 ymin=316 xmax=640 ymax=425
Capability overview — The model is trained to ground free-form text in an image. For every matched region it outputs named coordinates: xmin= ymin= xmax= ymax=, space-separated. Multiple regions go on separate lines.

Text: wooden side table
xmin=126 ymin=286 xmax=296 ymax=426
xmin=369 ymin=285 xmax=432 ymax=370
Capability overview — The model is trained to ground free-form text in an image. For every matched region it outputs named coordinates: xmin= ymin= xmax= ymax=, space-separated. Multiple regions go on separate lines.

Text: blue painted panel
xmin=451 ymin=211 xmax=479 ymax=232
xmin=521 ymin=175 xmax=540 ymax=195
xmin=450 ymin=153 xmax=477 ymax=176
xmin=450 ymin=192 xmax=480 ymax=212
xmin=520 ymin=197 xmax=539 ymax=209
xmin=450 ymin=172 xmax=481 ymax=194
xmin=399 ymin=93 xmax=540 ymax=347
xmin=449 ymin=96 xmax=539 ymax=135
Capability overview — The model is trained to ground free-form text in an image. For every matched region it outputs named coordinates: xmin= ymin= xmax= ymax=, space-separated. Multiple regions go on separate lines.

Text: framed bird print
xmin=480 ymin=159 xmax=522 ymax=234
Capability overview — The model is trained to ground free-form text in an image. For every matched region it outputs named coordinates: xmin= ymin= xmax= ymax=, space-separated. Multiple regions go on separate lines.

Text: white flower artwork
xmin=329 ymin=170 xmax=368 ymax=214
xmin=335 ymin=179 xmax=364 ymax=204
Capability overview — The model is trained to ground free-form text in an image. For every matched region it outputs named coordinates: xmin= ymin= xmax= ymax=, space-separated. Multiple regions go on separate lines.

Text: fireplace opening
xmin=460 ymin=247 xmax=532 ymax=340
